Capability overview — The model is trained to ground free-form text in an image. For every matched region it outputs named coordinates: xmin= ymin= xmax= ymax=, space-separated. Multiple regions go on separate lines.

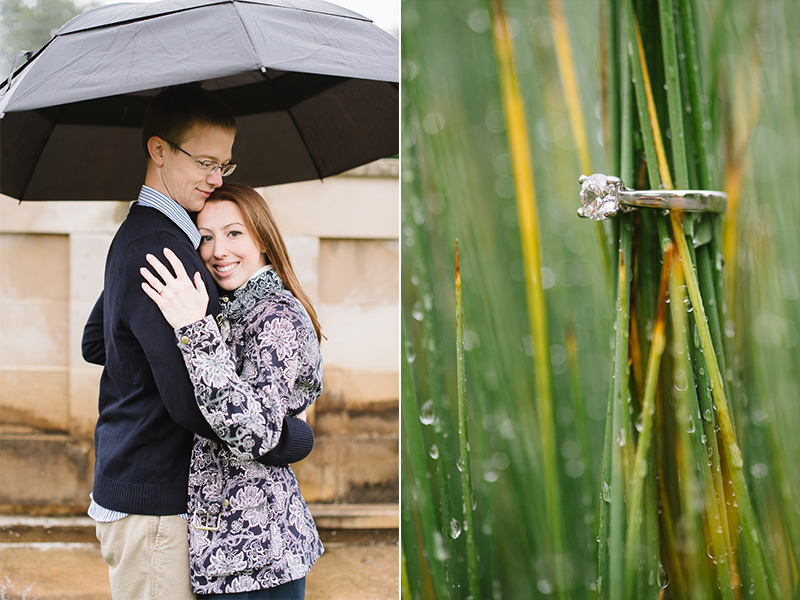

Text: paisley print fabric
xmin=174 ymin=267 xmax=323 ymax=594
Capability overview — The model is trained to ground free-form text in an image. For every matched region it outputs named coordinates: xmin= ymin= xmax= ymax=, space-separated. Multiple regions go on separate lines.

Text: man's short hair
xmin=142 ymin=84 xmax=237 ymax=159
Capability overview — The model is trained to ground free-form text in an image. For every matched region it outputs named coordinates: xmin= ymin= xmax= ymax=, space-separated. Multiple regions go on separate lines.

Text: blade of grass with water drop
xmin=401 ymin=320 xmax=452 ymax=600
xmin=455 ymin=240 xmax=480 ymax=600
xmin=624 ymin=242 xmax=670 ymax=598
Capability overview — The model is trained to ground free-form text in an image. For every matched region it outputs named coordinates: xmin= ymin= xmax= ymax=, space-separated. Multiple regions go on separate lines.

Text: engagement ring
xmin=578 ymin=173 xmax=727 ymax=221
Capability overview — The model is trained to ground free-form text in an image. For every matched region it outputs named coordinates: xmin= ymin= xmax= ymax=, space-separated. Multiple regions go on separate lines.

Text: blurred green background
xmin=400 ymin=1 xmax=799 ymax=598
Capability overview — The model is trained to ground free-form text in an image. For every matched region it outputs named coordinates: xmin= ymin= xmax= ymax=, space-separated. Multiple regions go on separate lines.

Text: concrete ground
xmin=0 ymin=518 xmax=398 ymax=600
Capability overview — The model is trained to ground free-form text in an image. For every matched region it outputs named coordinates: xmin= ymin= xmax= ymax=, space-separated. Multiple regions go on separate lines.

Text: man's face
xmin=159 ymin=124 xmax=235 ymax=213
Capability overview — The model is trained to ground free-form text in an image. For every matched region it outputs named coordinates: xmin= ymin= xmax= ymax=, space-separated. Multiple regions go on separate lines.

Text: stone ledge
xmin=308 ymin=503 xmax=398 ymax=529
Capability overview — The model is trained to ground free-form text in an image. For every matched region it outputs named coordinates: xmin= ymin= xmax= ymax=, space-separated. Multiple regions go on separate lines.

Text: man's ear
xmin=147 ymin=136 xmax=167 ymax=166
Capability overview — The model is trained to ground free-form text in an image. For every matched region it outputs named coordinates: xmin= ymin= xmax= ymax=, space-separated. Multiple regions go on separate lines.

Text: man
xmin=82 ymin=85 xmax=313 ymax=599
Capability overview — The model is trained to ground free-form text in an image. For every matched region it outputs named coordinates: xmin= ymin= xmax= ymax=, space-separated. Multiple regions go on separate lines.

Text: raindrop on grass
xmin=419 ymin=400 xmax=434 ymax=425
xmin=687 ymin=415 xmax=696 ymax=433
xmin=703 ymin=408 xmax=713 ymax=422
xmin=449 ymin=518 xmax=462 ymax=539
xmin=674 ymin=371 xmax=689 ymax=391
xmin=404 ymin=340 xmax=417 ymax=363
xmin=601 ymin=481 xmax=611 ymax=502
xmin=429 ymin=444 xmax=439 ymax=459
xmin=658 ymin=565 xmax=670 ymax=589
xmin=411 ymin=301 xmax=424 ymax=321
xmin=537 ymin=580 xmax=553 ymax=594
xmin=616 ymin=427 xmax=627 ymax=446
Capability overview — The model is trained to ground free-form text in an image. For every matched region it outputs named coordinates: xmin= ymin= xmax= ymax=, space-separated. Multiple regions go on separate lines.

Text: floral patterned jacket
xmin=174 ymin=267 xmax=323 ymax=594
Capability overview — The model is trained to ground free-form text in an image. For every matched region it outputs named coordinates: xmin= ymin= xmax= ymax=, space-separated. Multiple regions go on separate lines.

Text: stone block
xmin=69 ymin=367 xmax=103 ymax=438
xmin=315 ymin=369 xmax=398 ymax=436
xmin=69 ymin=233 xmax=114 ymax=304
xmin=0 ymin=196 xmax=126 ymax=235
xmin=282 ymin=235 xmax=320 ymax=302
xmin=319 ymin=239 xmax=399 ymax=304
xmin=0 ymin=434 xmax=94 ymax=511
xmin=0 ymin=298 xmax=69 ymax=366
xmin=317 ymin=303 xmax=399 ymax=372
xmin=261 ymin=177 xmax=398 ymax=240
xmin=293 ymin=435 xmax=399 ymax=504
xmin=0 ymin=369 xmax=70 ymax=432
xmin=0 ymin=233 xmax=69 ymax=299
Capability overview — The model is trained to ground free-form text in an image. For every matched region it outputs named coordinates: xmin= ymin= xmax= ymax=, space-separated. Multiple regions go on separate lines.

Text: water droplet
xmin=674 ymin=371 xmax=689 ymax=391
xmin=687 ymin=415 xmax=696 ymax=433
xmin=658 ymin=565 xmax=670 ymax=589
xmin=419 ymin=400 xmax=435 ymax=425
xmin=411 ymin=301 xmax=424 ymax=321
xmin=635 ymin=414 xmax=644 ymax=432
xmin=706 ymin=543 xmax=718 ymax=563
xmin=456 ymin=457 xmax=465 ymax=472
xmin=404 ymin=340 xmax=417 ymax=363
xmin=449 ymin=518 xmax=462 ymax=539
xmin=601 ymin=481 xmax=611 ymax=502
xmin=484 ymin=470 xmax=499 ymax=483
xmin=429 ymin=444 xmax=439 ymax=459
xmin=703 ymin=408 xmax=712 ymax=422
xmin=537 ymin=579 xmax=553 ymax=594
xmin=616 ymin=427 xmax=627 ymax=446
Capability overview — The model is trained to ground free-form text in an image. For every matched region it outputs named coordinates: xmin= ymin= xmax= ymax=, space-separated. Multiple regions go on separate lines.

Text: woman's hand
xmin=141 ymin=248 xmax=209 ymax=329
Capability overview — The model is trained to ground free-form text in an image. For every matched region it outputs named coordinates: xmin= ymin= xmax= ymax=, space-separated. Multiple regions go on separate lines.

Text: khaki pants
xmin=96 ymin=515 xmax=195 ymax=600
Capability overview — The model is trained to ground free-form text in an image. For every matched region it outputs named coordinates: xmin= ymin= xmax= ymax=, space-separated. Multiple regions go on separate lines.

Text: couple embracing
xmin=83 ymin=84 xmax=322 ymax=599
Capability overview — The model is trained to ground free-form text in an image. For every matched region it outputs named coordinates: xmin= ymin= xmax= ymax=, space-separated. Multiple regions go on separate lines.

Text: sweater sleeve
xmin=174 ymin=302 xmax=320 ymax=461
xmin=82 ymin=292 xmax=106 ymax=365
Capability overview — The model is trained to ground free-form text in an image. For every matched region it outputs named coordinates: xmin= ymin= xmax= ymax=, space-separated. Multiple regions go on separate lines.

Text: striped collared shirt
xmin=136 ymin=185 xmax=201 ymax=249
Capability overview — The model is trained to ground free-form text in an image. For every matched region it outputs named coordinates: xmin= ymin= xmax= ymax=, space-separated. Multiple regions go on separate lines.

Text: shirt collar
xmin=136 ymin=186 xmax=201 ymax=249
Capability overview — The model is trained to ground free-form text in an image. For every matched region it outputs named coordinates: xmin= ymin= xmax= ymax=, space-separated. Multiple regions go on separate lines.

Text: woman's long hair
xmin=205 ymin=183 xmax=322 ymax=342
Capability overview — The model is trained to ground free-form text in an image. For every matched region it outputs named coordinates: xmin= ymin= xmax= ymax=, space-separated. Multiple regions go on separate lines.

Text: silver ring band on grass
xmin=578 ymin=173 xmax=727 ymax=221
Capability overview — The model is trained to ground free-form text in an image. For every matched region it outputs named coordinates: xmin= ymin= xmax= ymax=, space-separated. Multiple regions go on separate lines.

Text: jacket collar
xmin=219 ymin=266 xmax=283 ymax=323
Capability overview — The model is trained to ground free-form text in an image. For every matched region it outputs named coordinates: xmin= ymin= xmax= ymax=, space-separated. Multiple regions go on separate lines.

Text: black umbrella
xmin=0 ymin=0 xmax=398 ymax=201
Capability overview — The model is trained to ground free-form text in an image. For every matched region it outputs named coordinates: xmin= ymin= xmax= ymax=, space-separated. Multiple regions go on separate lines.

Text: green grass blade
xmin=454 ymin=241 xmax=480 ymax=600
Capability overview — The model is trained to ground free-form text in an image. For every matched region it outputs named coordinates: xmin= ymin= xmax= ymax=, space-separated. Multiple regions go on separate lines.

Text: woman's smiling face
xmin=197 ymin=200 xmax=267 ymax=291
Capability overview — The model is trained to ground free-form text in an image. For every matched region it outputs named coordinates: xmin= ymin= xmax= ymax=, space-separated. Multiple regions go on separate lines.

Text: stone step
xmin=0 ymin=503 xmax=397 ymax=542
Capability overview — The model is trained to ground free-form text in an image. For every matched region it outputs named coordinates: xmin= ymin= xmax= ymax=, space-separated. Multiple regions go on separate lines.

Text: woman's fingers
xmin=144 ymin=253 xmax=175 ymax=287
xmin=193 ymin=271 xmax=209 ymax=301
xmin=163 ymin=248 xmax=191 ymax=282
xmin=140 ymin=265 xmax=165 ymax=293
xmin=141 ymin=281 xmax=164 ymax=304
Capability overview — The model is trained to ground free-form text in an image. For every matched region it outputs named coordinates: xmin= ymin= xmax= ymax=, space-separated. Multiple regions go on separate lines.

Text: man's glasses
xmin=163 ymin=139 xmax=237 ymax=177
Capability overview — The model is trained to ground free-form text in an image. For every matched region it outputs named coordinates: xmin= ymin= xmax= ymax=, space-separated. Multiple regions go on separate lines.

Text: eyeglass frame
xmin=162 ymin=138 xmax=237 ymax=177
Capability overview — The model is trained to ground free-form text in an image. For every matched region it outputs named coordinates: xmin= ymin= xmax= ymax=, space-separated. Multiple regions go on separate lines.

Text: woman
xmin=140 ymin=183 xmax=323 ymax=599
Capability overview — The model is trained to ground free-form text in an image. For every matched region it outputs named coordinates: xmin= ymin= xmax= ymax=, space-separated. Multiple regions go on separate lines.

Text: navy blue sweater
xmin=84 ymin=204 xmax=312 ymax=515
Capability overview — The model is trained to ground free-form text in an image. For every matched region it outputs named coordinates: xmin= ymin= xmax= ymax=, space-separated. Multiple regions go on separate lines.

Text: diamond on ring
xmin=578 ymin=173 xmax=622 ymax=221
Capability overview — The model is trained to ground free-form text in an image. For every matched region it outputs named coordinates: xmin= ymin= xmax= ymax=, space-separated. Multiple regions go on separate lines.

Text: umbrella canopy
xmin=0 ymin=0 xmax=398 ymax=200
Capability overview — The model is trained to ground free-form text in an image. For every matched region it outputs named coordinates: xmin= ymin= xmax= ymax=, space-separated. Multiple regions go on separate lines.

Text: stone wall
xmin=0 ymin=159 xmax=398 ymax=512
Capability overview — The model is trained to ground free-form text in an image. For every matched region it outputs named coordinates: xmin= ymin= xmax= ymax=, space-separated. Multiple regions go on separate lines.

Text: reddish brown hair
xmin=205 ymin=183 xmax=322 ymax=342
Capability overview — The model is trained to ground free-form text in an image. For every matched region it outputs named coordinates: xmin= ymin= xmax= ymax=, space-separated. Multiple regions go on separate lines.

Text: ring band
xmin=578 ymin=173 xmax=727 ymax=221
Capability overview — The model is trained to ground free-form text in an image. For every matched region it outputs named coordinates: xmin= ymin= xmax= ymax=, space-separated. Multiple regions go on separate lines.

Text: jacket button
xmin=180 ymin=335 xmax=190 ymax=345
